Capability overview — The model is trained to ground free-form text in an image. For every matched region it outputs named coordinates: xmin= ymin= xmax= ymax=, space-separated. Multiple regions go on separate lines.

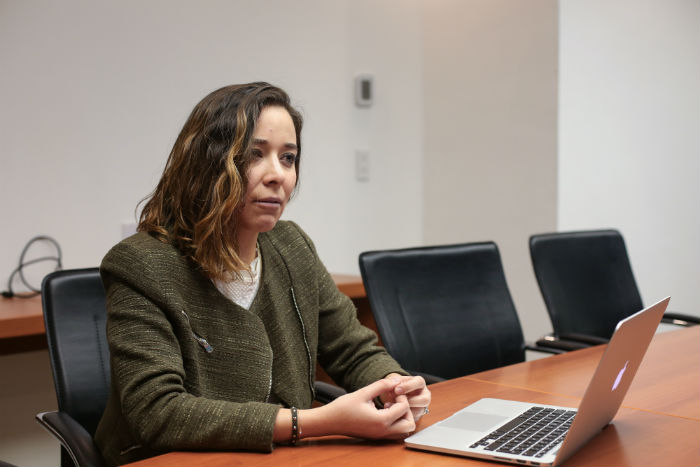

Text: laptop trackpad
xmin=441 ymin=411 xmax=509 ymax=431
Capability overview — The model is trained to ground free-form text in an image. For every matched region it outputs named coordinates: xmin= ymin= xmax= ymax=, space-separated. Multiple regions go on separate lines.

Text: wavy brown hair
xmin=138 ymin=82 xmax=303 ymax=280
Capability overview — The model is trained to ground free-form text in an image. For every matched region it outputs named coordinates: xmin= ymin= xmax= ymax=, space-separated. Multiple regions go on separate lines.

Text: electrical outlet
xmin=355 ymin=150 xmax=370 ymax=182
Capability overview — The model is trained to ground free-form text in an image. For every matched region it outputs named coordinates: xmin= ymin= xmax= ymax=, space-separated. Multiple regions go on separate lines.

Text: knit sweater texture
xmin=94 ymin=221 xmax=404 ymax=465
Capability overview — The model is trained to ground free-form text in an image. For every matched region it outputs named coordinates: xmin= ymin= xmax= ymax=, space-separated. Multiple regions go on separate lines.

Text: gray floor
xmin=0 ymin=350 xmax=59 ymax=466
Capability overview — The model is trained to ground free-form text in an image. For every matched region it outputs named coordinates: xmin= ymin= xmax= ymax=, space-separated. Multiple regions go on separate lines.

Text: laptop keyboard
xmin=469 ymin=406 xmax=576 ymax=458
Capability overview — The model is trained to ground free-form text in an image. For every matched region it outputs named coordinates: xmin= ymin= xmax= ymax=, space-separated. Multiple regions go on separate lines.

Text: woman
xmin=95 ymin=82 xmax=431 ymax=465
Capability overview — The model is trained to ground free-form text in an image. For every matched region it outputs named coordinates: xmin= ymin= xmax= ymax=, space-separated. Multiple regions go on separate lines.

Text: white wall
xmin=559 ymin=0 xmax=700 ymax=316
xmin=422 ymin=0 xmax=559 ymax=341
xmin=0 ymin=0 xmax=424 ymax=289
xmin=0 ymin=1 xmax=423 ymax=464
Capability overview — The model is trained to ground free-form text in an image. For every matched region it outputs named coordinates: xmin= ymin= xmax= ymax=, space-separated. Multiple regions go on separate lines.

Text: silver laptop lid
xmin=553 ymin=296 xmax=670 ymax=464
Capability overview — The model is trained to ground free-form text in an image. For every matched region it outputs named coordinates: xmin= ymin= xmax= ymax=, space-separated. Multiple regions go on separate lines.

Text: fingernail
xmin=395 ymin=386 xmax=404 ymax=394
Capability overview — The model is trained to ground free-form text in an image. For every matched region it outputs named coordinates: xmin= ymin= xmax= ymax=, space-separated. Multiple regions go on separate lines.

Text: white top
xmin=212 ymin=253 xmax=261 ymax=310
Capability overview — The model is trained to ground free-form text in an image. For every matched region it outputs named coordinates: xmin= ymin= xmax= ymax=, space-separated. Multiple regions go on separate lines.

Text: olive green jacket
xmin=94 ymin=221 xmax=404 ymax=466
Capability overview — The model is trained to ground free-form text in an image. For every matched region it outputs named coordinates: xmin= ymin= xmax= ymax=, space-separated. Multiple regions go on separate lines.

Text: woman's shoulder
xmin=103 ymin=231 xmax=175 ymax=260
xmin=263 ymin=220 xmax=316 ymax=253
xmin=101 ymin=231 xmax=189 ymax=278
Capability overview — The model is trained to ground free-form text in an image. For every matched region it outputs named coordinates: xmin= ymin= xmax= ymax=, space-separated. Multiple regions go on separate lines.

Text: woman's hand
xmin=322 ymin=378 xmax=415 ymax=439
xmin=277 ymin=378 xmax=415 ymax=442
xmin=380 ymin=373 xmax=432 ymax=422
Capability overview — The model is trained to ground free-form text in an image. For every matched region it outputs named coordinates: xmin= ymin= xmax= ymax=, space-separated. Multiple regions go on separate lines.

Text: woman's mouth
xmin=254 ymin=198 xmax=282 ymax=209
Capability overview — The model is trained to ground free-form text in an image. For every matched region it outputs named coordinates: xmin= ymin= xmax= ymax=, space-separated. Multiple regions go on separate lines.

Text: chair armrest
xmin=534 ymin=338 xmax=589 ymax=352
xmin=662 ymin=312 xmax=700 ymax=326
xmin=535 ymin=334 xmax=597 ymax=351
xmin=313 ymin=381 xmax=347 ymax=404
xmin=35 ymin=411 xmax=105 ymax=467
xmin=523 ymin=342 xmax=566 ymax=355
xmin=558 ymin=333 xmax=609 ymax=346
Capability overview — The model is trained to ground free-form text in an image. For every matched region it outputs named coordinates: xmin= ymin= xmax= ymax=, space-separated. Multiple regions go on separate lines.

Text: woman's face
xmin=237 ymin=105 xmax=298 ymax=237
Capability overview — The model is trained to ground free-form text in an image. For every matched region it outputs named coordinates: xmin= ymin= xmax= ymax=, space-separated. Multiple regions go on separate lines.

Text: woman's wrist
xmin=273 ymin=405 xmax=332 ymax=444
xmin=292 ymin=404 xmax=332 ymax=439
xmin=290 ymin=407 xmax=300 ymax=445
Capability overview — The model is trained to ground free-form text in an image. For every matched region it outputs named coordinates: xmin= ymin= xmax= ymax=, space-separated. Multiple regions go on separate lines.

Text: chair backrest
xmin=41 ymin=268 xmax=110 ymax=437
xmin=359 ymin=242 xmax=526 ymax=379
xmin=529 ymin=229 xmax=644 ymax=340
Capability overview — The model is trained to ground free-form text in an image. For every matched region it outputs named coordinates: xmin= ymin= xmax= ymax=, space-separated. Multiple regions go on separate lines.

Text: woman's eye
xmin=281 ymin=153 xmax=297 ymax=166
xmin=251 ymin=149 xmax=263 ymax=158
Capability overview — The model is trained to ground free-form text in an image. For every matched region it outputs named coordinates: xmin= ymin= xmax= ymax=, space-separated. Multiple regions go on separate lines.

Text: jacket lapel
xmin=257 ymin=233 xmax=316 ymax=408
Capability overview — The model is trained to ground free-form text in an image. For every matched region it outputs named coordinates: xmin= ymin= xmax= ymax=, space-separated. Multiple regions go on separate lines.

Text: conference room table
xmin=125 ymin=326 xmax=699 ymax=467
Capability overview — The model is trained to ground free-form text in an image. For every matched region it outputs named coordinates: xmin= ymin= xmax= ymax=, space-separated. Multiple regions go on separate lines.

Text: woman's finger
xmin=395 ymin=375 xmax=426 ymax=396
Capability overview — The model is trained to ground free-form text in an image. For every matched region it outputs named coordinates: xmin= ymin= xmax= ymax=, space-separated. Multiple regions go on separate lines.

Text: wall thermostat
xmin=354 ymin=74 xmax=373 ymax=107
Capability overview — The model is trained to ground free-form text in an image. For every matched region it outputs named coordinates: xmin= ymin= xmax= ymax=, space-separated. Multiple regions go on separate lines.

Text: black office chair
xmin=359 ymin=242 xmax=562 ymax=383
xmin=37 ymin=268 xmax=109 ymax=467
xmin=37 ymin=268 xmax=345 ymax=467
xmin=529 ymin=229 xmax=699 ymax=349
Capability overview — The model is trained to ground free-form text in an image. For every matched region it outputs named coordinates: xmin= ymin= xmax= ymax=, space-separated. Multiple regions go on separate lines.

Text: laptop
xmin=404 ymin=296 xmax=670 ymax=466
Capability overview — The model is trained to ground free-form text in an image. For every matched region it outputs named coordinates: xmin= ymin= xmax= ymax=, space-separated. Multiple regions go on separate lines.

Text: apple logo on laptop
xmin=612 ymin=361 xmax=629 ymax=391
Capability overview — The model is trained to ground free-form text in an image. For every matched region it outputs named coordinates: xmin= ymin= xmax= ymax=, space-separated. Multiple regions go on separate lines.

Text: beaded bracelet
xmin=290 ymin=407 xmax=300 ymax=446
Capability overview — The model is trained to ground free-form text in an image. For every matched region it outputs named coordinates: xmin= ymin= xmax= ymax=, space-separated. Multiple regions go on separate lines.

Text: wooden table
xmin=0 ymin=274 xmax=371 ymax=354
xmin=0 ymin=295 xmax=46 ymax=353
xmin=125 ymin=327 xmax=700 ymax=467
xmin=0 ymin=295 xmax=44 ymax=339
xmin=469 ymin=326 xmax=699 ymax=420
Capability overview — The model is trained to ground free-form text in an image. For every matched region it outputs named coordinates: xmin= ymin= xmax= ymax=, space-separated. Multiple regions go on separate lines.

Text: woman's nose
xmin=262 ymin=155 xmax=284 ymax=183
